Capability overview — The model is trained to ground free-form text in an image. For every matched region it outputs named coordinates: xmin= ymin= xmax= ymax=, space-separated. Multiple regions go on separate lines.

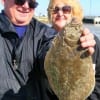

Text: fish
xmin=44 ymin=18 xmax=95 ymax=100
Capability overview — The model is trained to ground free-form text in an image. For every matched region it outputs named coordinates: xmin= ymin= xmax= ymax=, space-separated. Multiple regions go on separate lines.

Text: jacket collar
xmin=0 ymin=10 xmax=16 ymax=34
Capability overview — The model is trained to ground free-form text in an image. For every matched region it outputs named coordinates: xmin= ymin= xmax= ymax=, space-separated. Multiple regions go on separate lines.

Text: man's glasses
xmin=15 ymin=0 xmax=38 ymax=9
xmin=52 ymin=5 xmax=71 ymax=14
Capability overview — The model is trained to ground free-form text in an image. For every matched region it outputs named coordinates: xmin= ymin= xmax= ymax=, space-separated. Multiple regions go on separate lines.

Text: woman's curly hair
xmin=47 ymin=0 xmax=83 ymax=24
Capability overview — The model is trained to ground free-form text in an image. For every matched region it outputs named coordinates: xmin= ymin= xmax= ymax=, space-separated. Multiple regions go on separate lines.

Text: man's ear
xmin=1 ymin=0 xmax=4 ymax=5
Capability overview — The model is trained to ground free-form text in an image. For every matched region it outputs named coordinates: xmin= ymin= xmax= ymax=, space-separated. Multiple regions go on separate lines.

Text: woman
xmin=47 ymin=0 xmax=100 ymax=99
xmin=47 ymin=0 xmax=95 ymax=55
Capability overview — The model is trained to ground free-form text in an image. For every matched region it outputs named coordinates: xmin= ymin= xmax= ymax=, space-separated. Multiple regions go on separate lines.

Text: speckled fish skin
xmin=44 ymin=19 xmax=95 ymax=100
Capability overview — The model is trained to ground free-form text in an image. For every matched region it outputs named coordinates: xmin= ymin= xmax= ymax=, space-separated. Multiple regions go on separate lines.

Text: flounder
xmin=44 ymin=18 xmax=95 ymax=100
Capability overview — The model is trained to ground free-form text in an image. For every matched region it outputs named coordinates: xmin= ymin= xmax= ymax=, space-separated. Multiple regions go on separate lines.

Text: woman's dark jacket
xmin=87 ymin=36 xmax=100 ymax=100
xmin=0 ymin=12 xmax=58 ymax=100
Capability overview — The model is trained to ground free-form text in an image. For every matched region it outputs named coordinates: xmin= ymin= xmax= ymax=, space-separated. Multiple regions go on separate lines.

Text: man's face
xmin=3 ymin=0 xmax=37 ymax=25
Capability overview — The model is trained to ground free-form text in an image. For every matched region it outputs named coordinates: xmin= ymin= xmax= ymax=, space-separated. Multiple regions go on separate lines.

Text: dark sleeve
xmin=33 ymin=23 xmax=58 ymax=100
xmin=37 ymin=26 xmax=57 ymax=58
xmin=87 ymin=35 xmax=100 ymax=100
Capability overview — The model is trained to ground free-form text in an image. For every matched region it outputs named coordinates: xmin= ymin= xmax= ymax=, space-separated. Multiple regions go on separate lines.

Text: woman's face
xmin=51 ymin=2 xmax=72 ymax=32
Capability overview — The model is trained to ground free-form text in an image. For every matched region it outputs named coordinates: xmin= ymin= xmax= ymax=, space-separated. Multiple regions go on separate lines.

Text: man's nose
xmin=22 ymin=1 xmax=30 ymax=9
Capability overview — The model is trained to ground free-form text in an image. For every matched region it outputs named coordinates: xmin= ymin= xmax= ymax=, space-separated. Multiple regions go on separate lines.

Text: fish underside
xmin=44 ymin=19 xmax=95 ymax=100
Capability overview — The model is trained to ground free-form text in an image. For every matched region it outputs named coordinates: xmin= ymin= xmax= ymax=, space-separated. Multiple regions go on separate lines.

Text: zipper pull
xmin=12 ymin=59 xmax=18 ymax=70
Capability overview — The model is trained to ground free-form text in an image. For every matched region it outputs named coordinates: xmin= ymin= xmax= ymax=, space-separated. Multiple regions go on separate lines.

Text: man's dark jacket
xmin=0 ymin=12 xmax=58 ymax=100
xmin=0 ymin=12 xmax=100 ymax=100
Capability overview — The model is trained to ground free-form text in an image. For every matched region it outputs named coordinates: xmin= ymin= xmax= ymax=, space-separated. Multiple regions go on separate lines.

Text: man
xmin=0 ymin=0 xmax=95 ymax=100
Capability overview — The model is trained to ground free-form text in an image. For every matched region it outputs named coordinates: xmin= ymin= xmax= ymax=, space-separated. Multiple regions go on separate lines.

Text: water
xmin=47 ymin=23 xmax=100 ymax=39
xmin=83 ymin=24 xmax=100 ymax=39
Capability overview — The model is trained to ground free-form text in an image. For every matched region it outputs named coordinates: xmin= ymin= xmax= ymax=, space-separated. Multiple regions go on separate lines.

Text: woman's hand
xmin=80 ymin=28 xmax=96 ymax=55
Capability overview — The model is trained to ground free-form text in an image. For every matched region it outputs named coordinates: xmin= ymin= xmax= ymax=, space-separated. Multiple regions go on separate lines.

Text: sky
xmin=80 ymin=0 xmax=100 ymax=16
xmin=0 ymin=0 xmax=100 ymax=16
